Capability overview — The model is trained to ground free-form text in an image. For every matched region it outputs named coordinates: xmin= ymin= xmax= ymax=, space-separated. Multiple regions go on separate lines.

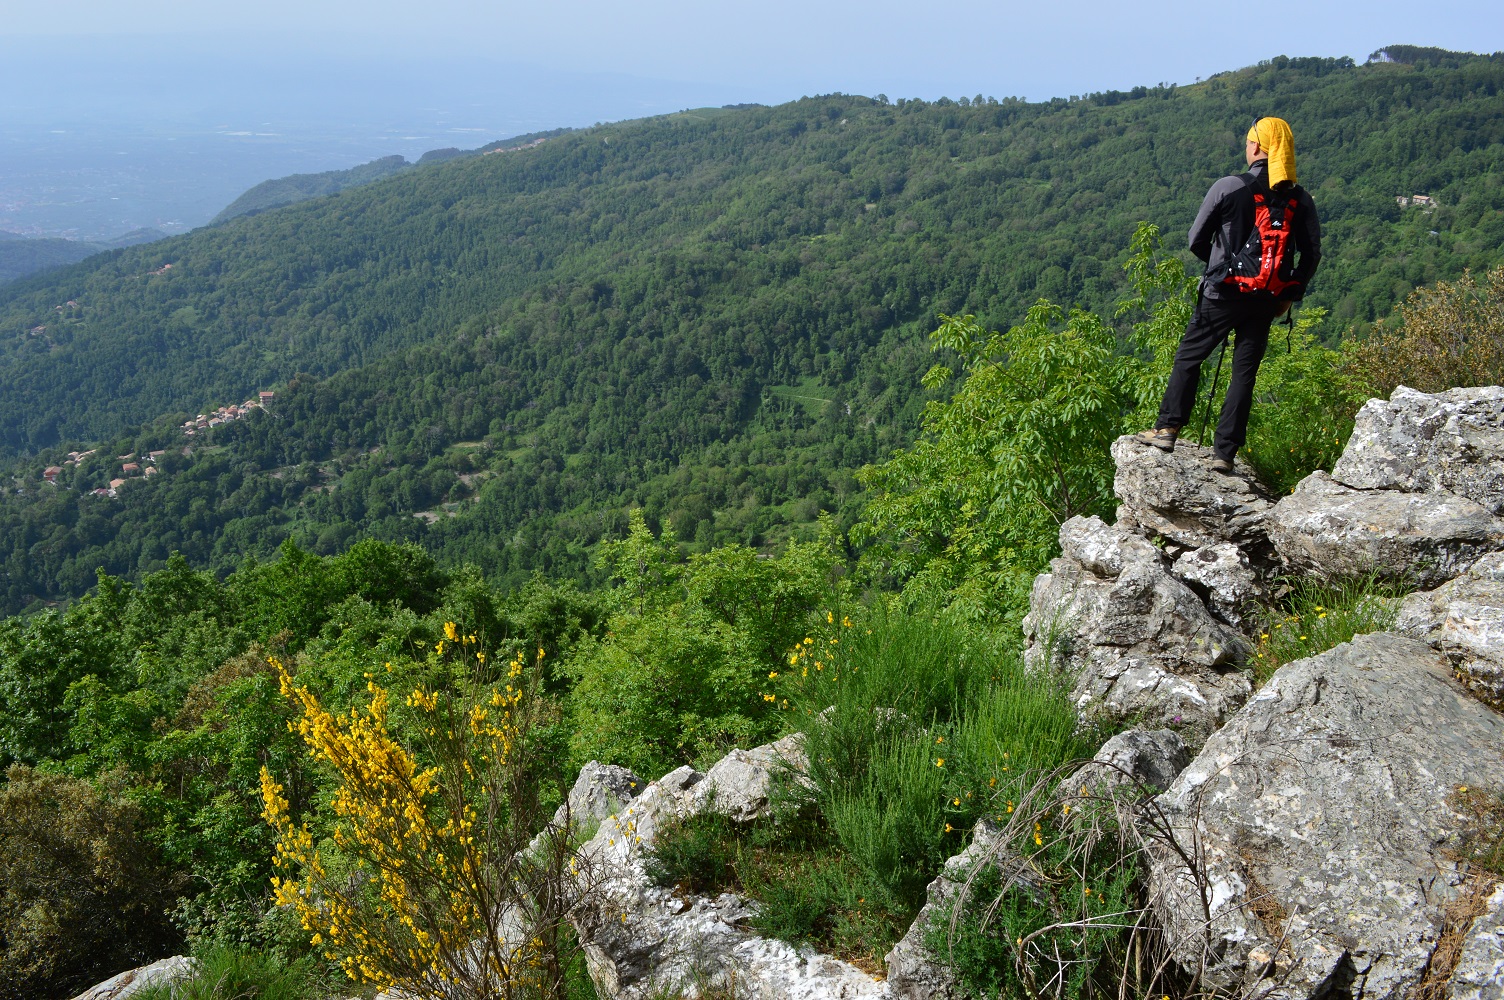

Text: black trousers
xmin=1156 ymin=294 xmax=1279 ymax=461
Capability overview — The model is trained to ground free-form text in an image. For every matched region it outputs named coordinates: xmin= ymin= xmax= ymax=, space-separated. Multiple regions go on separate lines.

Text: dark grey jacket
xmin=1189 ymin=160 xmax=1321 ymax=300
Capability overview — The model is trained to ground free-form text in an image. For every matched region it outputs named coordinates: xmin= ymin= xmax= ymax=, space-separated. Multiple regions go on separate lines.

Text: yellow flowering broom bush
xmin=260 ymin=627 xmax=589 ymax=1000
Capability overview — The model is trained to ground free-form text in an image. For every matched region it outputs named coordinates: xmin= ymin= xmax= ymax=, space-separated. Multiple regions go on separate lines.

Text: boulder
xmin=1266 ymin=470 xmax=1504 ymax=589
xmin=1054 ymin=728 xmax=1190 ymax=806
xmin=1111 ymin=434 xmax=1275 ymax=564
xmin=70 ymin=957 xmax=198 ymax=1000
xmin=573 ymin=740 xmax=887 ymax=999
xmin=1398 ymin=551 xmax=1504 ymax=709
xmin=1145 ymin=632 xmax=1504 ymax=1000
xmin=689 ymin=732 xmax=809 ymax=822
xmin=1022 ymin=515 xmax=1251 ymax=738
xmin=884 ymin=821 xmax=1003 ymax=1000
xmin=1332 ymin=385 xmax=1504 ymax=515
xmin=1171 ymin=542 xmax=1263 ymax=629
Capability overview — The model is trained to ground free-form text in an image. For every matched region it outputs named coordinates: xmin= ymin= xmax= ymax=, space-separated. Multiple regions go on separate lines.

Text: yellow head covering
xmin=1247 ymin=117 xmax=1297 ymax=188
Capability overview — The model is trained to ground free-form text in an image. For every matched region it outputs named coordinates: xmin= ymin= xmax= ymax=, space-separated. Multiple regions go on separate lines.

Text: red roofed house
xmin=43 ymin=466 xmax=62 ymax=484
xmin=122 ymin=463 xmax=140 ymax=475
xmin=259 ymin=391 xmax=275 ymax=405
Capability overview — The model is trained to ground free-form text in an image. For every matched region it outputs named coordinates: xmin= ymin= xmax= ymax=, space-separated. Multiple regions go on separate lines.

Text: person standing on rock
xmin=1139 ymin=116 xmax=1322 ymax=474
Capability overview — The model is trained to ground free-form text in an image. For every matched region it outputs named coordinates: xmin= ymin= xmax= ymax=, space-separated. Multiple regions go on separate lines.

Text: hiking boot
xmin=1136 ymin=427 xmax=1179 ymax=452
xmin=1210 ymin=457 xmax=1236 ymax=475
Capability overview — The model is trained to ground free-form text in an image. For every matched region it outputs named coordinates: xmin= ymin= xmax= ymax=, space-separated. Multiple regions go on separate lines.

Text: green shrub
xmin=643 ymin=811 xmax=742 ymax=895
xmin=1349 ymin=265 xmax=1504 ymax=398
xmin=1239 ymin=309 xmax=1369 ymax=496
xmin=1252 ymin=576 xmax=1401 ymax=683
xmin=779 ymin=603 xmax=1089 ymax=914
xmin=0 ymin=766 xmax=182 ymax=1000
xmin=567 ymin=606 xmax=770 ymax=778
xmin=642 ymin=806 xmax=908 ymax=971
xmin=927 ymin=807 xmax=1140 ymax=1000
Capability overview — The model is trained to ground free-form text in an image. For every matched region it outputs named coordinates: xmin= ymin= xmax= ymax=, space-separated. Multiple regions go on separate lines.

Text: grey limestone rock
xmin=1055 ymin=728 xmax=1190 ymax=806
xmin=70 ymin=957 xmax=199 ymax=1000
xmin=1398 ymin=550 xmax=1504 ymax=709
xmin=1111 ymin=434 xmax=1275 ymax=564
xmin=573 ymin=739 xmax=887 ymax=999
xmin=561 ymin=761 xmax=645 ymax=829
xmin=1333 ymin=385 xmax=1504 ymax=515
xmin=1454 ymin=883 xmax=1504 ymax=1000
xmin=1144 ymin=632 xmax=1504 ymax=1000
xmin=1266 ymin=470 xmax=1504 ymax=588
xmin=1022 ymin=515 xmax=1251 ymax=738
xmin=1171 ymin=542 xmax=1263 ymax=629
xmin=689 ymin=732 xmax=809 ymax=822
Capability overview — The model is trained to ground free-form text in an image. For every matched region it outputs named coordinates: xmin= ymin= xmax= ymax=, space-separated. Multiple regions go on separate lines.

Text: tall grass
xmin=780 ymin=601 xmax=1089 ymax=913
xmin=131 ymin=948 xmax=328 ymax=1000
xmin=1252 ymin=575 xmax=1401 ymax=683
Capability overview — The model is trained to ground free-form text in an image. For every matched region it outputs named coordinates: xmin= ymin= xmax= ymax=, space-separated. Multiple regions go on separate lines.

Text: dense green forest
xmin=0 ymin=49 xmax=1502 ymax=616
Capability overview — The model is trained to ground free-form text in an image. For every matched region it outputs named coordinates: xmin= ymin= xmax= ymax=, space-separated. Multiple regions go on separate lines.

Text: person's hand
xmin=1274 ymin=300 xmax=1293 ymax=317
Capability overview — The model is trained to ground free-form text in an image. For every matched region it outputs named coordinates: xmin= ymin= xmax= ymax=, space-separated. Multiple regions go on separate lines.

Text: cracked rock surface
xmin=1111 ymin=435 xmax=1275 ymax=565
xmin=1333 ymin=385 xmax=1504 ymax=514
xmin=1145 ymin=632 xmax=1504 ymax=1000
xmin=1398 ymin=551 xmax=1504 ymax=710
xmin=1022 ymin=515 xmax=1251 ymax=738
xmin=1266 ymin=470 xmax=1504 ymax=588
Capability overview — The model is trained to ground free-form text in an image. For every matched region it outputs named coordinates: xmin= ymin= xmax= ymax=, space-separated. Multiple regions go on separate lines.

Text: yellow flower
xmin=952 ymin=798 xmax=960 ymax=806
xmin=768 ymin=671 xmax=779 ymax=679
xmin=444 ymin=621 xmax=459 ymax=642
xmin=936 ymin=758 xmax=945 ymax=767
xmin=944 ymin=823 xmax=953 ymax=833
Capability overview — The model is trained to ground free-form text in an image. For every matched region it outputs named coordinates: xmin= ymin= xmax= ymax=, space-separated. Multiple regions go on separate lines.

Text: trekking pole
xmin=1199 ymin=336 xmax=1230 ymax=445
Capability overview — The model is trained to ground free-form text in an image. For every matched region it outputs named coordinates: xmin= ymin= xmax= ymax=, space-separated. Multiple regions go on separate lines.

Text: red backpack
xmin=1212 ymin=179 xmax=1302 ymax=297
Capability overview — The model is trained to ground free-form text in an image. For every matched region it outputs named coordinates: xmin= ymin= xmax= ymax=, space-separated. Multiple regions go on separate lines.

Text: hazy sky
xmin=5 ymin=0 xmax=1502 ymax=104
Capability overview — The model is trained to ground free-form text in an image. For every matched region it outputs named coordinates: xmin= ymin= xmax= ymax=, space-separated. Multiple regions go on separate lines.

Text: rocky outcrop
xmin=1170 ymin=542 xmax=1263 ymax=629
xmin=1333 ymin=385 xmax=1504 ymax=515
xmin=1145 ymin=632 xmax=1504 ymax=1000
xmin=1022 ymin=515 xmax=1251 ymax=737
xmin=1399 ymin=551 xmax=1504 ymax=709
xmin=70 ymin=957 xmax=198 ymax=1000
xmin=1265 ymin=470 xmax=1504 ymax=588
xmin=688 ymin=733 xmax=809 ymax=821
xmin=1111 ymin=435 xmax=1275 ymax=564
xmin=573 ymin=736 xmax=889 ymax=1000
xmin=1264 ymin=386 xmax=1504 ymax=588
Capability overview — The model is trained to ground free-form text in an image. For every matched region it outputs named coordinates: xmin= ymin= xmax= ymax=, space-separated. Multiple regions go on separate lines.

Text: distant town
xmin=38 ymin=390 xmax=274 ymax=495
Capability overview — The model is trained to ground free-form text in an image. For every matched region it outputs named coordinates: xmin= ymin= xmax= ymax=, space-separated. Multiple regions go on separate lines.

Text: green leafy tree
xmin=856 ymin=303 xmax=1136 ymax=601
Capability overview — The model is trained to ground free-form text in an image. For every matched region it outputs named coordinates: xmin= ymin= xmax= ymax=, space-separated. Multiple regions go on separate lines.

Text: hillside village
xmin=35 ymin=391 xmax=274 ymax=494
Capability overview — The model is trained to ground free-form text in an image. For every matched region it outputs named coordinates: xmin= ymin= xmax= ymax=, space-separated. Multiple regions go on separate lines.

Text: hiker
xmin=1139 ymin=116 xmax=1321 ymax=474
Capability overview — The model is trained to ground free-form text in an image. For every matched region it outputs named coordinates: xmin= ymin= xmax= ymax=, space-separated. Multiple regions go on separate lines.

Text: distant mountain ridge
xmin=210 ymin=129 xmax=573 ymax=223
xmin=0 ymin=228 xmax=165 ymax=285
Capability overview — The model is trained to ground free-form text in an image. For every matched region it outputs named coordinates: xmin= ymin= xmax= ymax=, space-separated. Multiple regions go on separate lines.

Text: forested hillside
xmin=0 ymin=49 xmax=1501 ymax=613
